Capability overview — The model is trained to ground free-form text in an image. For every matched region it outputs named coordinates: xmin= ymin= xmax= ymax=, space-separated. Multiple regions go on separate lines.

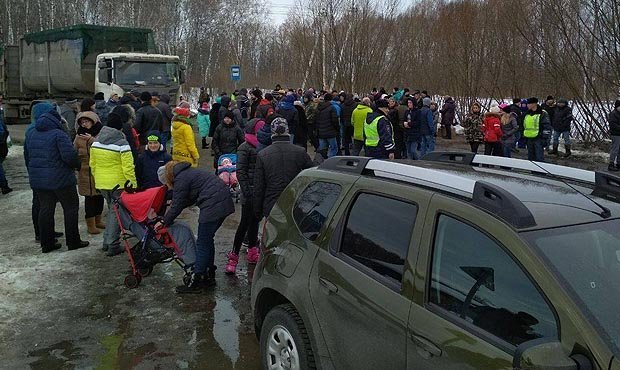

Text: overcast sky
xmin=269 ymin=0 xmax=297 ymax=25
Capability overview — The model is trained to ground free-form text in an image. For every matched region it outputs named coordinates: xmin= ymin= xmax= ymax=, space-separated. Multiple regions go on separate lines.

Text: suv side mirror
xmin=514 ymin=340 xmax=578 ymax=370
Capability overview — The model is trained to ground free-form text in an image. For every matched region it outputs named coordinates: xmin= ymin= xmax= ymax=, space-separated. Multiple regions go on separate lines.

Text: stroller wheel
xmin=124 ymin=273 xmax=142 ymax=289
xmin=138 ymin=266 xmax=153 ymax=277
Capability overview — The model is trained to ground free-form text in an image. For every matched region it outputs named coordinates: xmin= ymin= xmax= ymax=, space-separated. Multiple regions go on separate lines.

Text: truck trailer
xmin=0 ymin=24 xmax=185 ymax=124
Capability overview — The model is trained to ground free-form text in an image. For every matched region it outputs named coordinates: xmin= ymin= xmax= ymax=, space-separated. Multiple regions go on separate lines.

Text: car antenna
xmin=530 ymin=161 xmax=611 ymax=219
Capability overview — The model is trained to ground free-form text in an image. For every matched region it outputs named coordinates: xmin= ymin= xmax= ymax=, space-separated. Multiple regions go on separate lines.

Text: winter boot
xmin=247 ymin=246 xmax=261 ymax=264
xmin=86 ymin=217 xmax=101 ymax=235
xmin=225 ymin=252 xmax=239 ymax=274
xmin=106 ymin=245 xmax=124 ymax=256
xmin=549 ymin=144 xmax=559 ymax=155
xmin=95 ymin=215 xmax=106 ymax=229
xmin=609 ymin=163 xmax=619 ymax=172
xmin=201 ymin=137 xmax=208 ymax=149
xmin=563 ymin=145 xmax=572 ymax=158
xmin=42 ymin=242 xmax=62 ymax=253
xmin=1 ymin=186 xmax=13 ymax=195
xmin=54 ymin=231 xmax=64 ymax=238
xmin=175 ymin=273 xmax=206 ymax=294
xmin=68 ymin=240 xmax=90 ymax=251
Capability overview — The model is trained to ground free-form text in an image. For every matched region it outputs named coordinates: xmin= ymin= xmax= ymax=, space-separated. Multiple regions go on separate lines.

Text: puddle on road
xmin=213 ymin=297 xmax=241 ymax=366
xmin=28 ymin=339 xmax=83 ymax=370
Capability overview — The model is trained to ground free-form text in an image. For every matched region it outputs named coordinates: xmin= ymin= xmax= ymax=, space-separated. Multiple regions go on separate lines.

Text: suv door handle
xmin=411 ymin=333 xmax=442 ymax=358
xmin=318 ymin=277 xmax=338 ymax=294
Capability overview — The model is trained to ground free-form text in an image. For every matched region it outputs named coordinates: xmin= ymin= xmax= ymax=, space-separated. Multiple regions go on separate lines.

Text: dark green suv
xmin=251 ymin=153 xmax=620 ymax=370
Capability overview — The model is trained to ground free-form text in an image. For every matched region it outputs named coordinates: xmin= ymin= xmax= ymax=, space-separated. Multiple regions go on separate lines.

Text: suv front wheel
xmin=260 ymin=303 xmax=316 ymax=370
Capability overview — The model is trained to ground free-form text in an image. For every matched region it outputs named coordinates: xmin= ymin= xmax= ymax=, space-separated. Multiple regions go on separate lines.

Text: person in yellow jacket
xmin=351 ymin=97 xmax=373 ymax=156
xmin=90 ymin=114 xmax=136 ymax=256
xmin=171 ymin=107 xmax=200 ymax=167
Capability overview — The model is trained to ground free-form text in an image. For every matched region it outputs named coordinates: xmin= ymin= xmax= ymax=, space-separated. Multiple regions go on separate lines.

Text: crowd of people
xmin=0 ymin=86 xmax=620 ymax=293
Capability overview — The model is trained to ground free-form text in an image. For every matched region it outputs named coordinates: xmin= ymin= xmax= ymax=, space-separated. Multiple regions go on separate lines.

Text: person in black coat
xmin=608 ymin=100 xmax=620 ymax=171
xmin=440 ymin=96 xmax=456 ymax=139
xmin=341 ymin=94 xmax=357 ymax=155
xmin=135 ymin=131 xmax=172 ymax=189
xmin=226 ymin=120 xmax=265 ymax=274
xmin=549 ymin=98 xmax=573 ymax=157
xmin=314 ymin=94 xmax=340 ymax=158
xmin=156 ymin=94 xmax=174 ymax=149
xmin=212 ymin=111 xmax=244 ymax=168
xmin=253 ymin=117 xmax=314 ymax=219
xmin=293 ymin=101 xmax=309 ymax=150
xmin=135 ymin=92 xmax=164 ymax=146
xmin=157 ymin=161 xmax=235 ymax=293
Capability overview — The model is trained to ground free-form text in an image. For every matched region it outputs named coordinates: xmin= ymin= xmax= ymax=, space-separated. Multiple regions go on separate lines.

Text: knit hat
xmin=177 ymin=101 xmax=191 ymax=109
xmin=140 ymin=91 xmax=152 ymax=102
xmin=146 ymin=131 xmax=162 ymax=143
xmin=252 ymin=89 xmax=263 ymax=98
xmin=94 ymin=92 xmax=105 ymax=101
xmin=224 ymin=111 xmax=235 ymax=120
xmin=32 ymin=102 xmax=56 ymax=120
xmin=527 ymin=97 xmax=539 ymax=104
xmin=489 ymin=103 xmax=500 ymax=114
xmin=270 ymin=117 xmax=289 ymax=136
xmin=376 ymin=99 xmax=389 ymax=108
xmin=107 ymin=113 xmax=124 ymax=130
xmin=422 ymin=97 xmax=431 ymax=107
xmin=157 ymin=166 xmax=167 ymax=186
xmin=499 ymin=103 xmax=511 ymax=113
xmin=546 ymin=95 xmax=554 ymax=101
xmin=173 ymin=107 xmax=191 ymax=118
xmin=265 ymin=93 xmax=273 ymax=101
xmin=119 ymin=95 xmax=133 ymax=105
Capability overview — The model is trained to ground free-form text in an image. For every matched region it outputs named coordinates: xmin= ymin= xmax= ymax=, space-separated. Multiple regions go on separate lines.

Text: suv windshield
xmin=524 ymin=220 xmax=620 ymax=355
xmin=114 ymin=60 xmax=179 ymax=86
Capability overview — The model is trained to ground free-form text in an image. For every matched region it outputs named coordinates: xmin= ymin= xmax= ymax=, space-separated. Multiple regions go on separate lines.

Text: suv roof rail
xmin=423 ymin=152 xmax=595 ymax=183
xmin=320 ymin=156 xmax=537 ymax=229
xmin=318 ymin=156 xmax=372 ymax=175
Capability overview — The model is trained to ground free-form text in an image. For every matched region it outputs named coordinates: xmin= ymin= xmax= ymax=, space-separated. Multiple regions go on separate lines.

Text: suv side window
xmin=430 ymin=215 xmax=558 ymax=347
xmin=293 ymin=181 xmax=342 ymax=241
xmin=341 ymin=193 xmax=417 ymax=287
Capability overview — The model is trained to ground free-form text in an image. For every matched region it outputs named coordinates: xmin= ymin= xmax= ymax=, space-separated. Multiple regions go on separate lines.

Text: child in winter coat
xmin=462 ymin=102 xmax=484 ymax=153
xmin=482 ymin=104 xmax=503 ymax=156
xmin=499 ymin=104 xmax=519 ymax=158
xmin=213 ymin=111 xmax=244 ymax=169
xmin=171 ymin=107 xmax=200 ymax=167
xmin=136 ymin=131 xmax=172 ymax=189
xmin=197 ymin=102 xmax=211 ymax=149
xmin=217 ymin=157 xmax=238 ymax=186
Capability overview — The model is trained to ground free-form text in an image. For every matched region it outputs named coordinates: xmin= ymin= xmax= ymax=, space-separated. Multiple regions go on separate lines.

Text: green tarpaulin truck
xmin=0 ymin=24 xmax=185 ymax=123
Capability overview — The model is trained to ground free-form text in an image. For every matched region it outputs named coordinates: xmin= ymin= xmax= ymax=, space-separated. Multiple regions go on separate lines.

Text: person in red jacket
xmin=483 ymin=104 xmax=503 ymax=156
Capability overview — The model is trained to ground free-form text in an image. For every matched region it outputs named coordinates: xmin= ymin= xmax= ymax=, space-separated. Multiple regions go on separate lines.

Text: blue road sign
xmin=231 ymin=65 xmax=241 ymax=82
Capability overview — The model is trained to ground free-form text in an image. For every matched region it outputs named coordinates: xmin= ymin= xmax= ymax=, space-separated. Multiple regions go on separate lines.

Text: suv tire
xmin=260 ymin=303 xmax=316 ymax=370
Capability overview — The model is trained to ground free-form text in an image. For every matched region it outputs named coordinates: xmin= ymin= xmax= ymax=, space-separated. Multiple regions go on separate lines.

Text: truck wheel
xmin=260 ymin=303 xmax=316 ymax=370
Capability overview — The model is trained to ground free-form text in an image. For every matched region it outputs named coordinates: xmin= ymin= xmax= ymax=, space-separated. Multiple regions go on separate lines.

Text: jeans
xmin=352 ymin=140 xmax=364 ymax=156
xmin=484 ymin=142 xmax=503 ymax=157
xmin=195 ymin=217 xmax=226 ymax=275
xmin=610 ymin=136 xmax=620 ymax=165
xmin=36 ymin=185 xmax=80 ymax=248
xmin=84 ymin=195 xmax=105 ymax=219
xmin=0 ymin=158 xmax=7 ymax=188
xmin=233 ymin=202 xmax=260 ymax=254
xmin=420 ymin=135 xmax=434 ymax=158
xmin=406 ymin=140 xmax=419 ymax=160
xmin=553 ymin=131 xmax=571 ymax=146
xmin=318 ymin=138 xmax=339 ymax=158
xmin=101 ymin=190 xmax=122 ymax=249
xmin=502 ymin=143 xmax=513 ymax=158
xmin=527 ymin=138 xmax=545 ymax=162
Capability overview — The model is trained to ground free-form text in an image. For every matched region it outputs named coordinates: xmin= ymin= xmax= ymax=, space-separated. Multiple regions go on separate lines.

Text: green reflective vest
xmin=364 ymin=116 xmax=382 ymax=147
xmin=523 ymin=113 xmax=541 ymax=138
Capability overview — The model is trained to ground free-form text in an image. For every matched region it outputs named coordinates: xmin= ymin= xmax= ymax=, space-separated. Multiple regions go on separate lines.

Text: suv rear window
xmin=340 ymin=193 xmax=417 ymax=287
xmin=293 ymin=181 xmax=342 ymax=241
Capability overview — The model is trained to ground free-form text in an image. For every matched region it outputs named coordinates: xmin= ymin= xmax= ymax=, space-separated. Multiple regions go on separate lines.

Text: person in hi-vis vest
xmin=364 ymin=99 xmax=395 ymax=160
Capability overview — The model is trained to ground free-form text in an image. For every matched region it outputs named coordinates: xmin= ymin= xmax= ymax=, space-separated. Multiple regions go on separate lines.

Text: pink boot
xmin=247 ymin=247 xmax=260 ymax=265
xmin=225 ymin=252 xmax=239 ymax=274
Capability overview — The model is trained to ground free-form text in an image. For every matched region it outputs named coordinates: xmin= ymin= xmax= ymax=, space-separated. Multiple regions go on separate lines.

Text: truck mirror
xmin=179 ymin=67 xmax=186 ymax=84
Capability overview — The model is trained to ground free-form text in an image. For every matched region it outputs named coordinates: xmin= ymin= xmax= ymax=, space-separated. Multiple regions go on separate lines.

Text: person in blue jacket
xmin=135 ymin=131 xmax=172 ymax=189
xmin=24 ymin=103 xmax=89 ymax=253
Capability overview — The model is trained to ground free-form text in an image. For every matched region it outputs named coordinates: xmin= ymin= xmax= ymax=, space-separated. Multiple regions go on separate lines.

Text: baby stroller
xmin=112 ymin=184 xmax=195 ymax=288
xmin=217 ymin=153 xmax=241 ymax=203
